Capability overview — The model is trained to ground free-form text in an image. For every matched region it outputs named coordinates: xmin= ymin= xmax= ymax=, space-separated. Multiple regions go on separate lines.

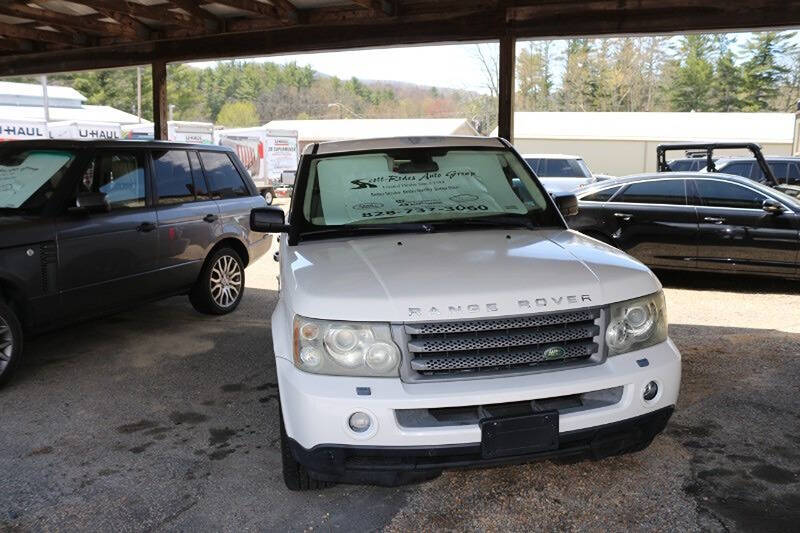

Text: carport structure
xmin=0 ymin=0 xmax=799 ymax=141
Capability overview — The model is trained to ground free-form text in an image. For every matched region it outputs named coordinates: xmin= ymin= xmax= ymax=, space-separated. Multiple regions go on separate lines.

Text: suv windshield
xmin=525 ymin=157 xmax=591 ymax=178
xmin=0 ymin=148 xmax=76 ymax=211
xmin=300 ymin=148 xmax=558 ymax=229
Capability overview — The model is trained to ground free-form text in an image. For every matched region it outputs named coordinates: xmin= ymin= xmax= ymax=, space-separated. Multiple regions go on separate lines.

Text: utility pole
xmin=40 ymin=74 xmax=50 ymax=122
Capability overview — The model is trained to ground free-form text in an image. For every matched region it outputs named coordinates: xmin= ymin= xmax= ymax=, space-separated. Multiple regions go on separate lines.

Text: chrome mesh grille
xmin=403 ymin=308 xmax=602 ymax=378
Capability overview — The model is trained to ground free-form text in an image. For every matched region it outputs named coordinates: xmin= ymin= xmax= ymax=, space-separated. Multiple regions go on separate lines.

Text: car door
xmin=57 ymin=148 xmax=159 ymax=316
xmin=199 ymin=150 xmax=266 ymax=247
xmin=151 ymin=149 xmax=222 ymax=290
xmin=603 ymin=178 xmax=699 ymax=269
xmin=692 ymin=178 xmax=800 ymax=276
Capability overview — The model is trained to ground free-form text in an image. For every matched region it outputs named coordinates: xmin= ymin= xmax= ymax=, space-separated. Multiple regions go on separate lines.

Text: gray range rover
xmin=0 ymin=140 xmax=272 ymax=385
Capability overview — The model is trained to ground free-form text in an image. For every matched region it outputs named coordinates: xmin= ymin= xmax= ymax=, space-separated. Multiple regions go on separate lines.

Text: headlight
xmin=293 ymin=316 xmax=400 ymax=377
xmin=605 ymin=291 xmax=667 ymax=356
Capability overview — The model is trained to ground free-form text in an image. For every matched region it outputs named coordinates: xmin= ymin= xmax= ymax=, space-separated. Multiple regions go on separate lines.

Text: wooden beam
xmin=0 ymin=37 xmax=34 ymax=52
xmin=350 ymin=0 xmax=395 ymax=16
xmin=497 ymin=33 xmax=515 ymax=142
xmin=0 ymin=2 xmax=133 ymax=37
xmin=166 ymin=0 xmax=221 ymax=29
xmin=0 ymin=20 xmax=83 ymax=46
xmin=152 ymin=60 xmax=168 ymax=141
xmin=212 ymin=0 xmax=280 ymax=19
xmin=267 ymin=0 xmax=299 ymax=23
xmin=76 ymin=0 xmax=195 ymax=28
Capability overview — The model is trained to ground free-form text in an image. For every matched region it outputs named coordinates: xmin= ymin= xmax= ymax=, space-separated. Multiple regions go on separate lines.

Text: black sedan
xmin=569 ymin=173 xmax=800 ymax=279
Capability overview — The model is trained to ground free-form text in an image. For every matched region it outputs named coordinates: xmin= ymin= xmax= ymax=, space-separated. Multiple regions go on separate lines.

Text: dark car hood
xmin=0 ymin=214 xmax=53 ymax=249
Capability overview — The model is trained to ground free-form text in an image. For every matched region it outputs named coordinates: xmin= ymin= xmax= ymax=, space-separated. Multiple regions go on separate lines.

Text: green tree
xmin=669 ymin=35 xmax=714 ymax=111
xmin=741 ymin=32 xmax=791 ymax=111
xmin=711 ymin=35 xmax=743 ymax=112
xmin=216 ymin=101 xmax=259 ymax=127
xmin=516 ymin=42 xmax=553 ymax=110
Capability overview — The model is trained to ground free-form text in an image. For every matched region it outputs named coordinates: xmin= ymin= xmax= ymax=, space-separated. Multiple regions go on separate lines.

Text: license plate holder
xmin=480 ymin=411 xmax=559 ymax=459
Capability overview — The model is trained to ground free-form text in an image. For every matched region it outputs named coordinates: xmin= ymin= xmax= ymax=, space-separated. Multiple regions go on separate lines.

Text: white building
xmin=264 ymin=118 xmax=478 ymax=152
xmin=497 ymin=112 xmax=794 ymax=176
xmin=0 ymin=81 xmax=148 ymax=140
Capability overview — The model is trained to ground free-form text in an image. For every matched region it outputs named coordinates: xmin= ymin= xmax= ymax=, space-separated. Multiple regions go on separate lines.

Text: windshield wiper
xmin=428 ymin=214 xmax=538 ymax=230
xmin=299 ymin=222 xmax=434 ymax=240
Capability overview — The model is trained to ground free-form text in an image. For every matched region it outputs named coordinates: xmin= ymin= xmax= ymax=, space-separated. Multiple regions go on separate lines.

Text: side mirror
xmin=553 ymin=193 xmax=579 ymax=217
xmin=75 ymin=192 xmax=110 ymax=213
xmin=250 ymin=206 xmax=289 ymax=233
xmin=762 ymin=199 xmax=784 ymax=214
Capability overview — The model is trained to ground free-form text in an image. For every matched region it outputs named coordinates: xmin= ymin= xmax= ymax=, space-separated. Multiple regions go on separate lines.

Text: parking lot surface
xmin=2 ymin=221 xmax=799 ymax=531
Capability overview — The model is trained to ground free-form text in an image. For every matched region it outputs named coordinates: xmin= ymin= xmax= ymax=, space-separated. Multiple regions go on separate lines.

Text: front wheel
xmin=0 ymin=300 xmax=23 ymax=387
xmin=189 ymin=247 xmax=245 ymax=315
xmin=264 ymin=189 xmax=274 ymax=205
xmin=280 ymin=407 xmax=334 ymax=491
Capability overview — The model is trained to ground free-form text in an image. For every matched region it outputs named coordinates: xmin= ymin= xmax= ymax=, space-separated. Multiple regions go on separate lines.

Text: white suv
xmin=250 ymin=137 xmax=681 ymax=490
xmin=523 ymin=153 xmax=596 ymax=194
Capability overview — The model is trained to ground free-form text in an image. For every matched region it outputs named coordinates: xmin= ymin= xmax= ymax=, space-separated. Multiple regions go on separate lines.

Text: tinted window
xmin=617 ymin=180 xmax=685 ymax=205
xmin=79 ymin=151 xmax=146 ymax=209
xmin=153 ymin=150 xmax=195 ymax=204
xmin=767 ymin=162 xmax=788 ymax=181
xmin=668 ymin=159 xmax=703 ymax=172
xmin=788 ymin=163 xmax=800 ymax=184
xmin=718 ymin=162 xmax=752 ymax=178
xmin=0 ymin=149 xmax=75 ymax=210
xmin=200 ymin=152 xmax=249 ymax=198
xmin=695 ymin=179 xmax=767 ymax=209
xmin=526 ymin=158 xmax=591 ymax=178
xmin=188 ymin=151 xmax=209 ymax=198
xmin=581 ymin=186 xmax=621 ymax=202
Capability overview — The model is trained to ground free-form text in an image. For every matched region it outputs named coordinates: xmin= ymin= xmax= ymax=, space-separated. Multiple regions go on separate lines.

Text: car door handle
xmin=137 ymin=222 xmax=156 ymax=233
xmin=203 ymin=214 xmax=218 ymax=223
xmin=614 ymin=212 xmax=633 ymax=221
xmin=703 ymin=216 xmax=726 ymax=224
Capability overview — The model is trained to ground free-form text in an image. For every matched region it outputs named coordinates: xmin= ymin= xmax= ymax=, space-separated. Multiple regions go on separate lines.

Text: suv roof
xmin=579 ymin=171 xmax=758 ymax=193
xmin=521 ymin=153 xmax=582 ymax=159
xmin=312 ymin=136 xmax=505 ymax=155
xmin=716 ymin=155 xmax=800 ymax=163
xmin=0 ymin=139 xmax=233 ymax=152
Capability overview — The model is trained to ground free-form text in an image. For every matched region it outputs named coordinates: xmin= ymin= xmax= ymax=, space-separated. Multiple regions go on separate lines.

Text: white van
xmin=0 ymin=119 xmax=48 ymax=141
xmin=122 ymin=121 xmax=214 ymax=144
xmin=48 ymin=121 xmax=121 ymax=140
xmin=250 ymin=136 xmax=682 ymax=490
xmin=216 ymin=127 xmax=298 ymax=204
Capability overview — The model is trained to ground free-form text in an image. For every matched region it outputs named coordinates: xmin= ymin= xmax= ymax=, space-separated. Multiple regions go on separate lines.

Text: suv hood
xmin=283 ymin=229 xmax=660 ymax=323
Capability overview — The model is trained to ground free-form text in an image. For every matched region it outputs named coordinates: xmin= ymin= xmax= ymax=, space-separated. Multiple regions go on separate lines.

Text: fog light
xmin=348 ymin=412 xmax=371 ymax=433
xmin=643 ymin=381 xmax=659 ymax=401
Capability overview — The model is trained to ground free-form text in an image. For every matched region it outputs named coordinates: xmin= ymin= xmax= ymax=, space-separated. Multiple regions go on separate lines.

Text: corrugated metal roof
xmin=0 ymin=104 xmax=148 ymax=125
xmin=264 ymin=118 xmax=478 ymax=141
xmin=500 ymin=112 xmax=795 ymax=144
xmin=0 ymin=81 xmax=85 ymax=102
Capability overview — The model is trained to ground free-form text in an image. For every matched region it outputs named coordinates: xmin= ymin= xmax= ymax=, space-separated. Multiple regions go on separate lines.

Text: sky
xmin=187 ymin=30 xmax=798 ymax=94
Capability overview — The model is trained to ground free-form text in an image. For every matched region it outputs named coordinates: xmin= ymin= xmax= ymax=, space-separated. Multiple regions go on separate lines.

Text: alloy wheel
xmin=0 ymin=316 xmax=13 ymax=372
xmin=209 ymin=254 xmax=243 ymax=308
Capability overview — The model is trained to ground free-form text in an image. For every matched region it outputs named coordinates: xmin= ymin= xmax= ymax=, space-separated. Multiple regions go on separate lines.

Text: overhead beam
xmin=267 ymin=0 xmax=299 ymax=23
xmin=349 ymin=0 xmax=395 ymax=16
xmin=0 ymin=2 xmax=132 ymax=37
xmin=212 ymin=0 xmax=281 ymax=19
xmin=0 ymin=20 xmax=83 ymax=46
xmin=166 ymin=0 xmax=221 ymax=29
xmin=76 ymin=0 xmax=195 ymax=28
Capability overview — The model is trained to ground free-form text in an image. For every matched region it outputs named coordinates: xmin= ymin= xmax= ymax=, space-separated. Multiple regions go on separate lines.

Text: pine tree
xmin=710 ymin=35 xmax=743 ymax=112
xmin=669 ymin=35 xmax=714 ymax=111
xmin=741 ymin=32 xmax=791 ymax=111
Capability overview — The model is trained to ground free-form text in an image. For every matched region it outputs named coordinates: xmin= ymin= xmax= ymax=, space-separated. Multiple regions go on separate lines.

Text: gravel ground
xmin=1 ymin=213 xmax=799 ymax=531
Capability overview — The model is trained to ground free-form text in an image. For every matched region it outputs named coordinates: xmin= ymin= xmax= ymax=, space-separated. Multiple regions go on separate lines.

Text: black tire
xmin=264 ymin=189 xmax=274 ymax=205
xmin=0 ymin=300 xmax=23 ymax=387
xmin=189 ymin=247 xmax=245 ymax=315
xmin=280 ymin=408 xmax=334 ymax=491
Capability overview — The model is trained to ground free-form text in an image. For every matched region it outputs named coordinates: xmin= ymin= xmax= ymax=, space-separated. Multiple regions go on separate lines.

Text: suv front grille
xmin=402 ymin=309 xmax=603 ymax=380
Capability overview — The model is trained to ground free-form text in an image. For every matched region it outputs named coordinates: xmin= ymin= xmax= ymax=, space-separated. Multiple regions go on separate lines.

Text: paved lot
xmin=2 ymin=216 xmax=799 ymax=531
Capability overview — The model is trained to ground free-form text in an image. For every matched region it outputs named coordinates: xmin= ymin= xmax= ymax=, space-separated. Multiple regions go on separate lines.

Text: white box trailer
xmin=216 ymin=127 xmax=299 ymax=201
xmin=48 ymin=120 xmax=121 ymax=140
xmin=122 ymin=121 xmax=214 ymax=144
xmin=0 ymin=118 xmax=48 ymax=141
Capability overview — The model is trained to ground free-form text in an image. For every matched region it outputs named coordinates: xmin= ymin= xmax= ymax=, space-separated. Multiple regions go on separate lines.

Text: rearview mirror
xmin=75 ymin=192 xmax=110 ymax=213
xmin=250 ymin=206 xmax=289 ymax=233
xmin=762 ymin=199 xmax=784 ymax=214
xmin=553 ymin=193 xmax=579 ymax=217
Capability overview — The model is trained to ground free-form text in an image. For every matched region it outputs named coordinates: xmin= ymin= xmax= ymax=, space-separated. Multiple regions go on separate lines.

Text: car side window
xmin=616 ymin=180 xmax=685 ymax=205
xmin=581 ymin=186 xmax=621 ymax=202
xmin=694 ymin=180 xmax=767 ymax=209
xmin=718 ymin=162 xmax=752 ymax=178
xmin=199 ymin=151 xmax=249 ymax=199
xmin=788 ymin=163 xmax=800 ymax=184
xmin=188 ymin=151 xmax=210 ymax=199
xmin=153 ymin=150 xmax=195 ymax=205
xmin=78 ymin=151 xmax=146 ymax=209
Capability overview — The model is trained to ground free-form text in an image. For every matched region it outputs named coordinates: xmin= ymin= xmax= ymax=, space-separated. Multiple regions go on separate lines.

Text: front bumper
xmin=288 ymin=406 xmax=673 ymax=486
xmin=277 ymin=338 xmax=681 ymax=450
